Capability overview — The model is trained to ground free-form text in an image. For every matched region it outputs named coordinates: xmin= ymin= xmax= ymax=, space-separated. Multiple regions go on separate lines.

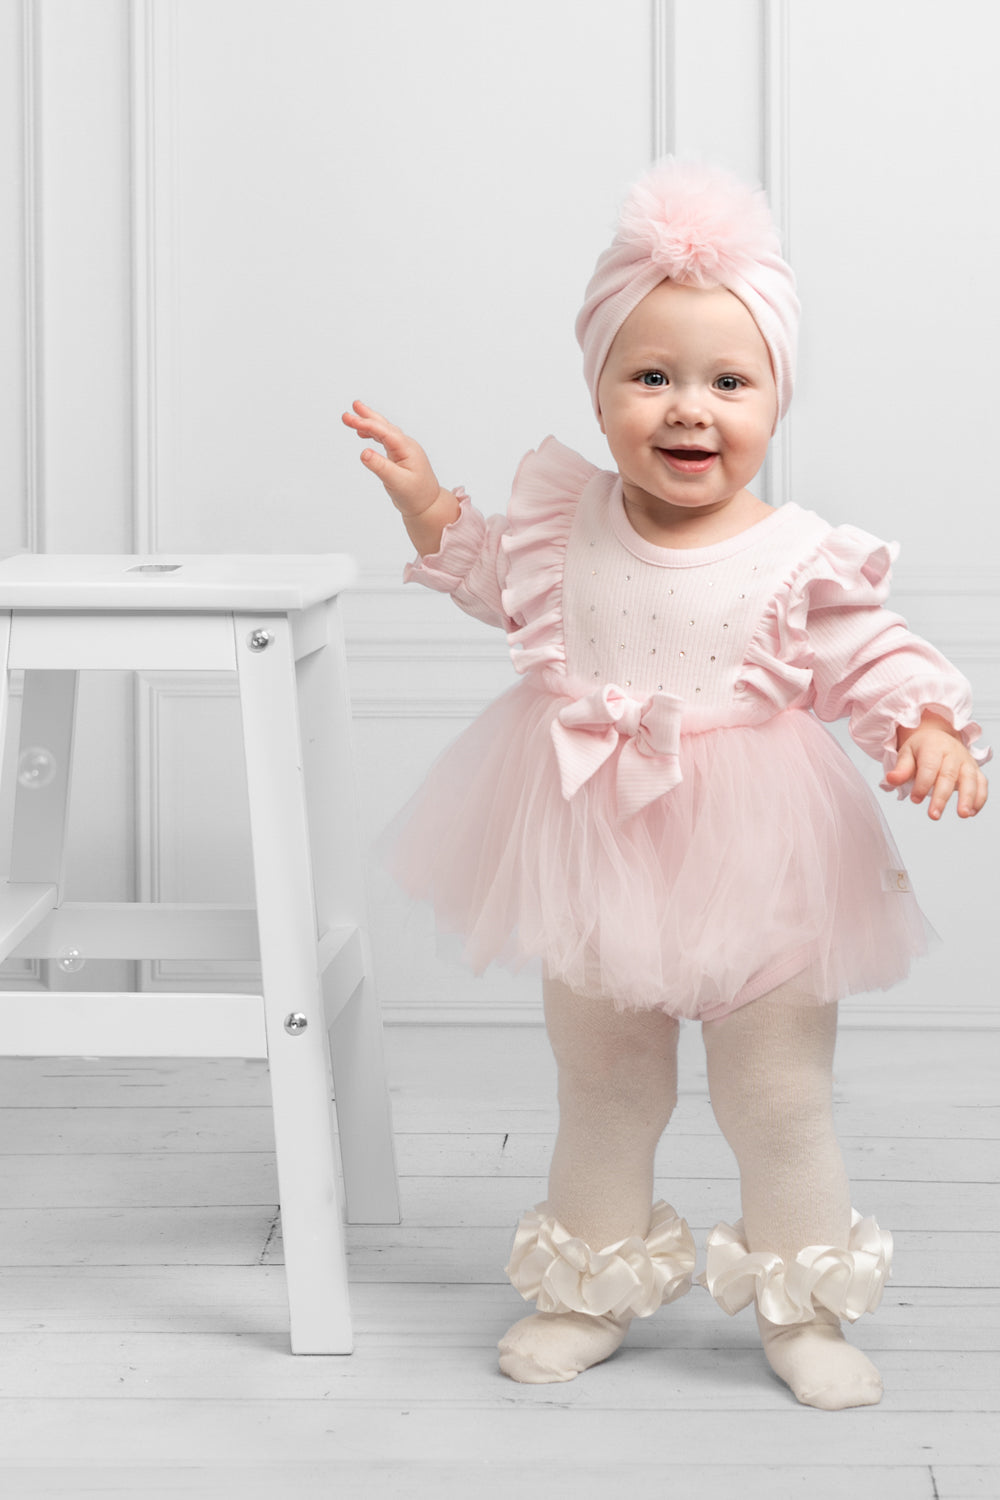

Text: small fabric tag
xmin=881 ymin=868 xmax=911 ymax=894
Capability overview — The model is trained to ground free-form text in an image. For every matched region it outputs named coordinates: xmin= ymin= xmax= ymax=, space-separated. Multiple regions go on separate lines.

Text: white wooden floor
xmin=0 ymin=1020 xmax=997 ymax=1499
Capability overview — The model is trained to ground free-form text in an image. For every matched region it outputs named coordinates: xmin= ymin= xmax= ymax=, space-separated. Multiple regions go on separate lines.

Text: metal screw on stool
xmin=247 ymin=628 xmax=273 ymax=652
xmin=284 ymin=1012 xmax=309 ymax=1035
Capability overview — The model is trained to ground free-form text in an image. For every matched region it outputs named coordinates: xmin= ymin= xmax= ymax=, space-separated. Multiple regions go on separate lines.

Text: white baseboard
xmin=381 ymin=998 xmax=999 ymax=1030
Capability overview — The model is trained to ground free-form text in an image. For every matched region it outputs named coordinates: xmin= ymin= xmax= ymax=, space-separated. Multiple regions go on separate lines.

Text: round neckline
xmin=609 ymin=481 xmax=797 ymax=567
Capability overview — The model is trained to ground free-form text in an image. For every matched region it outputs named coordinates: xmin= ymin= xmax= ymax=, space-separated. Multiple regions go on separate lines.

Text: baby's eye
xmin=715 ymin=375 xmax=744 ymax=392
xmin=639 ymin=371 xmax=667 ymax=387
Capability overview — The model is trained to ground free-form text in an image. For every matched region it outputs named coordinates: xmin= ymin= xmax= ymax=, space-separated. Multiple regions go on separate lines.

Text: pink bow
xmin=550 ymin=684 xmax=684 ymax=820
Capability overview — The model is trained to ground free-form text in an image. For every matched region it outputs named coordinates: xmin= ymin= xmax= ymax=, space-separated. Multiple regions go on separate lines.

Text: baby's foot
xmin=756 ymin=1306 xmax=883 ymax=1410
xmin=498 ymin=1310 xmax=630 ymax=1384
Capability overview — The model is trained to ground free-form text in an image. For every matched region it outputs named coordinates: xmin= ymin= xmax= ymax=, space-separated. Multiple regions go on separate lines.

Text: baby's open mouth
xmin=658 ymin=446 xmax=719 ymax=474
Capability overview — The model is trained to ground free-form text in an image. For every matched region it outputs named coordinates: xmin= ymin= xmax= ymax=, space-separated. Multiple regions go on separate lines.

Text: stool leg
xmin=236 ymin=614 xmax=351 ymax=1354
xmin=295 ymin=603 xmax=400 ymax=1225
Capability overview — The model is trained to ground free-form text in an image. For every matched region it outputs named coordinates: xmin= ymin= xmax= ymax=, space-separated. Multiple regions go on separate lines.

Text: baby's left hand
xmin=887 ymin=712 xmax=989 ymax=820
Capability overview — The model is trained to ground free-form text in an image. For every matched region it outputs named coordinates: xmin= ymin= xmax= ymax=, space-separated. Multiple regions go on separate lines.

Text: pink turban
xmin=575 ymin=158 xmax=799 ymax=422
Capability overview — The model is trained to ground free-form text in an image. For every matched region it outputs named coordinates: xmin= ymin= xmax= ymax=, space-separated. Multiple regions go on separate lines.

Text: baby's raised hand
xmin=887 ymin=712 xmax=989 ymax=820
xmin=342 ymin=399 xmax=462 ymax=557
xmin=341 ymin=400 xmax=441 ymax=519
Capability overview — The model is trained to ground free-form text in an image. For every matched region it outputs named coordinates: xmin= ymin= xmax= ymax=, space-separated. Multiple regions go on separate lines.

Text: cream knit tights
xmin=499 ymin=978 xmax=883 ymax=1407
xmin=703 ymin=985 xmax=883 ymax=1408
xmin=497 ymin=977 xmax=680 ymax=1383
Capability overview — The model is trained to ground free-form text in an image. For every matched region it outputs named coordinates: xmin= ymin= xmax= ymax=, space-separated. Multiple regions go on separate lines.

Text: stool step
xmin=12 ymin=902 xmax=260 ymax=962
xmin=0 ymin=991 xmax=267 ymax=1058
xmin=0 ymin=882 xmax=59 ymax=963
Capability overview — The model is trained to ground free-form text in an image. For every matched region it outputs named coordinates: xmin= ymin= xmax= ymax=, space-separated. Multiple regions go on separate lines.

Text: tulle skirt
xmin=386 ymin=681 xmax=932 ymax=1020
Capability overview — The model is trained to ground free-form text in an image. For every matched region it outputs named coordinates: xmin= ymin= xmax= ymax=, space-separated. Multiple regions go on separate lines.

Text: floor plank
xmin=0 ymin=1403 xmax=996 ymax=1467
xmin=0 ymin=1332 xmax=993 ymax=1409
xmin=0 ymin=1464 xmax=944 ymax=1500
xmin=0 ymin=1024 xmax=995 ymax=1495
xmin=0 ymin=1132 xmax=994 ymax=1203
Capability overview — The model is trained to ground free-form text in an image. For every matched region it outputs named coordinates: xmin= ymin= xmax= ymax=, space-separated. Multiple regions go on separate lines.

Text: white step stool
xmin=0 ymin=553 xmax=400 ymax=1354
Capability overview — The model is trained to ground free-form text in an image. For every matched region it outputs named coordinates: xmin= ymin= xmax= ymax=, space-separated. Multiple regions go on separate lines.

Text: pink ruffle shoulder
xmin=388 ymin=439 xmax=990 ymax=1020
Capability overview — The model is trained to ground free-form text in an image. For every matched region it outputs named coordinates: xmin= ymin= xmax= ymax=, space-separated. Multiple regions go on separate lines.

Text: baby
xmin=344 ymin=159 xmax=989 ymax=1409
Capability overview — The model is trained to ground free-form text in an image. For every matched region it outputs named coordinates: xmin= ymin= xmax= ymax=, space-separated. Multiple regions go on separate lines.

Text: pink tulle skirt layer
xmin=386 ymin=683 xmax=932 ymax=1020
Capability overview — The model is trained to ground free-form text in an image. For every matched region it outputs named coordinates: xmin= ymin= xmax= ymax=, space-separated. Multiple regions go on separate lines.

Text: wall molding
xmin=21 ymin=0 xmax=43 ymax=553
xmin=129 ymin=0 xmax=157 ymax=556
xmin=352 ymin=696 xmax=495 ymax=721
xmin=352 ymin=639 xmax=504 ymax=656
xmin=351 ymin=565 xmax=1000 ymax=601
xmin=130 ymin=0 xmax=184 ymax=989
xmin=135 ymin=673 xmax=259 ymax=992
xmin=129 ymin=0 xmax=175 ymax=556
xmin=135 ymin=673 xmax=229 ymax=910
xmin=0 ymin=957 xmax=42 ymax=987
xmin=761 ymin=0 xmax=791 ymax=512
xmin=762 ymin=0 xmax=791 ymax=242
xmin=650 ymin=0 xmax=673 ymax=158
xmin=379 ymin=1001 xmax=999 ymax=1031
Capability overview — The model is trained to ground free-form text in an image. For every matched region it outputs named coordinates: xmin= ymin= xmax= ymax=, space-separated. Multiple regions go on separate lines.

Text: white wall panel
xmin=136 ymin=0 xmax=651 ymax=565
xmin=136 ymin=674 xmax=258 ymax=991
xmin=667 ymin=0 xmax=764 ymax=180
xmin=0 ymin=1 xmax=993 ymax=1024
xmin=784 ymin=0 xmax=1000 ymax=563
xmin=0 ymin=1 xmax=35 ymax=556
xmin=125 ymin=0 xmax=653 ymax=1020
xmin=778 ymin=0 xmax=999 ymax=1024
xmin=0 ymin=4 xmax=29 ymax=558
xmin=33 ymin=0 xmax=134 ymax=553
xmin=1 ymin=2 xmax=139 ymax=995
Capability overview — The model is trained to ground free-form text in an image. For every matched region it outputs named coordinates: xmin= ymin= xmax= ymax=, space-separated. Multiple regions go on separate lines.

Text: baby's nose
xmin=667 ymin=393 xmax=709 ymax=424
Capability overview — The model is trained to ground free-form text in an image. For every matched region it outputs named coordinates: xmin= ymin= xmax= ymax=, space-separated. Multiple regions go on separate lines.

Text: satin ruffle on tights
xmin=699 ymin=1210 xmax=893 ymax=1324
xmin=506 ymin=1200 xmax=696 ymax=1320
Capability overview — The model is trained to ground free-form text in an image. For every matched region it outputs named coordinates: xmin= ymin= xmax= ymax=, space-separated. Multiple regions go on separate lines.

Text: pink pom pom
xmin=617 ymin=159 xmax=781 ymax=287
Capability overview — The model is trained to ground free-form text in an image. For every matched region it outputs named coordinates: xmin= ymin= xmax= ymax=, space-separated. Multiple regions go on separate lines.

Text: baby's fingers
xmin=358 ymin=444 xmax=399 ymax=482
xmin=914 ymin=745 xmax=981 ymax=820
xmin=906 ymin=739 xmax=952 ymax=815
xmin=922 ymin=757 xmax=960 ymax=820
xmin=956 ymin=763 xmax=989 ymax=819
xmin=885 ymin=743 xmax=916 ymax=788
xmin=342 ymin=400 xmax=410 ymax=460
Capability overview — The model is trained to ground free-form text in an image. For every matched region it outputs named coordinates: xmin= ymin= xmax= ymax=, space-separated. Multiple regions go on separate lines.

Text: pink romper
xmin=387 ymin=438 xmax=989 ymax=1021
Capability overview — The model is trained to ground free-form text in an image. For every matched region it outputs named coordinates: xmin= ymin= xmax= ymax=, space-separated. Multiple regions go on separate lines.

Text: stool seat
xmin=0 ymin=553 xmax=400 ymax=1354
xmin=0 ymin=552 xmax=357 ymax=611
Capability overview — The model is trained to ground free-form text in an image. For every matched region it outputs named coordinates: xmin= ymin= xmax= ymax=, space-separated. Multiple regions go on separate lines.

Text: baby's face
xmin=597 ymin=281 xmax=777 ymax=529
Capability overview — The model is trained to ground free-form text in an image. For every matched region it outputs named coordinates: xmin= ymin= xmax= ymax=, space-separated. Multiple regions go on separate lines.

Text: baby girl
xmin=343 ymin=160 xmax=989 ymax=1409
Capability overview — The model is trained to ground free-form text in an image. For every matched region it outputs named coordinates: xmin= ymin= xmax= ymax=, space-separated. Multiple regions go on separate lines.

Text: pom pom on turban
xmin=575 ymin=158 xmax=799 ymax=422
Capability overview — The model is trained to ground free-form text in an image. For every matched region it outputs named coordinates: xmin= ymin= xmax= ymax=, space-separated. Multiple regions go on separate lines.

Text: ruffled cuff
xmin=875 ymin=694 xmax=992 ymax=797
xmin=506 ymin=1200 xmax=696 ymax=1320
xmin=699 ymin=1211 xmax=892 ymax=1325
xmin=402 ymin=487 xmax=479 ymax=592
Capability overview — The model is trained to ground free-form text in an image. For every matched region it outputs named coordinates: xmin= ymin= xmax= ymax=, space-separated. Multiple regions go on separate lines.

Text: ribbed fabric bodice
xmin=562 ymin=473 xmax=815 ymax=708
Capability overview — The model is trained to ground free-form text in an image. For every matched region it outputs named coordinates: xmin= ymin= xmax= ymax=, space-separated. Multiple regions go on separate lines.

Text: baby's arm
xmin=807 ymin=601 xmax=989 ymax=821
xmin=886 ymin=712 xmax=989 ymax=820
xmin=342 ymin=400 xmax=461 ymax=556
xmin=342 ymin=398 xmax=513 ymax=631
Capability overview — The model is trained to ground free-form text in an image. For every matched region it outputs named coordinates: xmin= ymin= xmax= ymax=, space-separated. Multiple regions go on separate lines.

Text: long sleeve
xmin=800 ymin=528 xmax=990 ymax=787
xmin=401 ymin=439 xmax=600 ymax=649
xmin=403 ymin=489 xmax=513 ymax=631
